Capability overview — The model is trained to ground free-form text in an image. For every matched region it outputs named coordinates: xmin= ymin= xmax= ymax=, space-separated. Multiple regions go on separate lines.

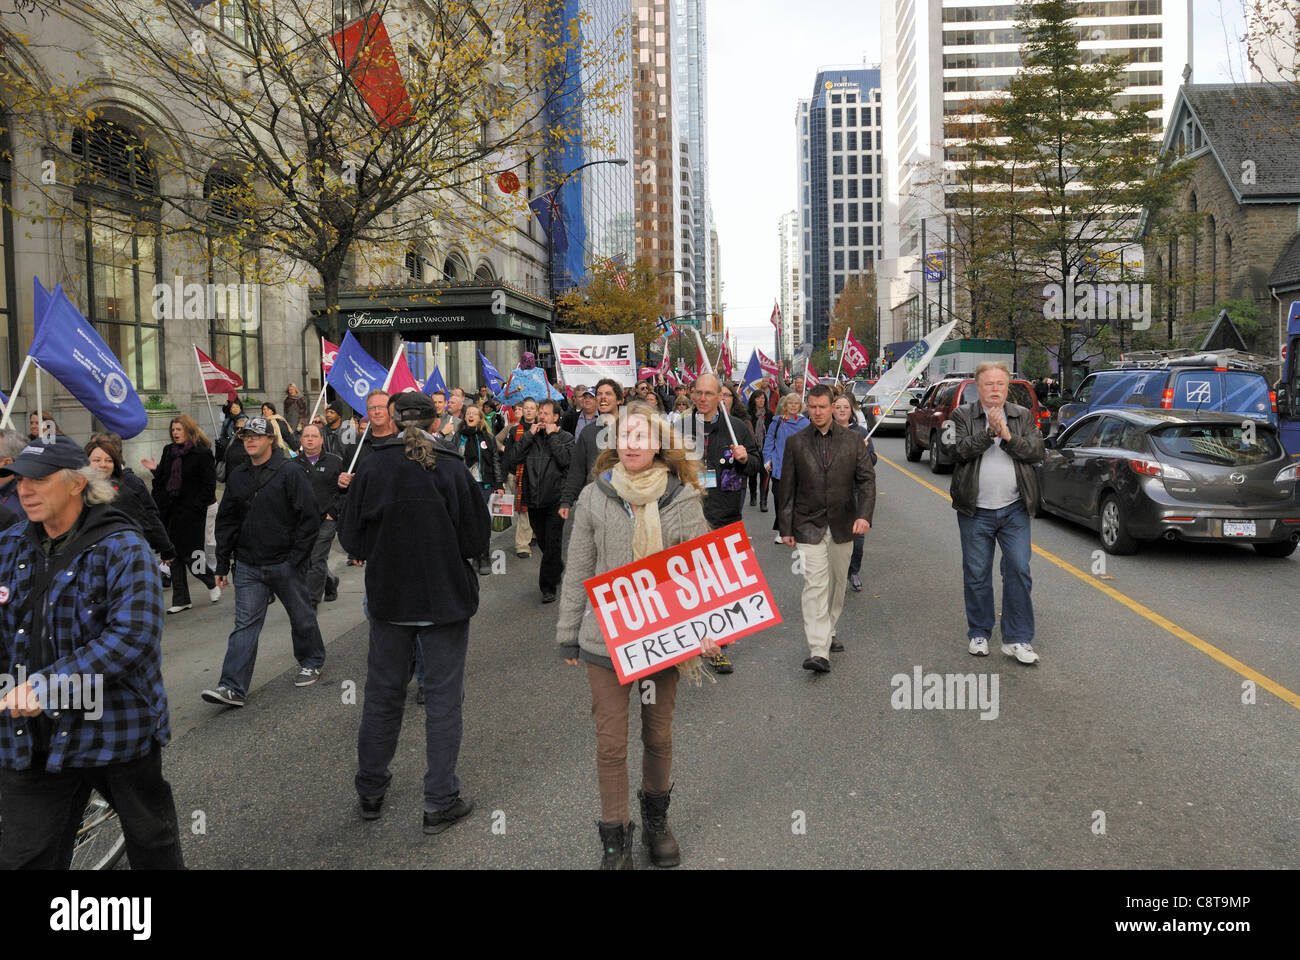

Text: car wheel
xmin=1253 ymin=540 xmax=1298 ymax=558
xmin=1099 ymin=494 xmax=1137 ymax=555
xmin=929 ymin=432 xmax=949 ymax=474
xmin=904 ymin=427 xmax=921 ymax=462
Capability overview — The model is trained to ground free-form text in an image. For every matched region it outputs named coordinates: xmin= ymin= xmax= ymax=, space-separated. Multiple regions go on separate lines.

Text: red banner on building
xmin=330 ymin=14 xmax=413 ymax=130
xmin=583 ymin=522 xmax=782 ymax=685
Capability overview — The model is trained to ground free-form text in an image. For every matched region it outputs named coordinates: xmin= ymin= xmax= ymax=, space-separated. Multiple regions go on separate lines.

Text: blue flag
xmin=740 ymin=350 xmax=763 ymax=401
xmin=499 ymin=367 xmax=562 ymax=407
xmin=528 ymin=192 xmax=568 ymax=258
xmin=478 ymin=351 xmax=505 ymax=397
xmin=421 ymin=365 xmax=449 ymax=397
xmin=325 ymin=330 xmax=388 ymax=410
xmin=29 ymin=277 xmax=148 ymax=438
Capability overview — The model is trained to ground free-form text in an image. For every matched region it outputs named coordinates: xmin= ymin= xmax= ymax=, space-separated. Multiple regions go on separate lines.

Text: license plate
xmin=1223 ymin=520 xmax=1257 ymax=537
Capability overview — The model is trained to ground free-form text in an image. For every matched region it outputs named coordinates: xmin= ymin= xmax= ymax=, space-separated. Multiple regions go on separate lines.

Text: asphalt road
xmin=156 ymin=434 xmax=1300 ymax=869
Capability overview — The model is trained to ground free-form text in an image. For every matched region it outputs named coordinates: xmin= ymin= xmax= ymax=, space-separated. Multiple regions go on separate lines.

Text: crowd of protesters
xmin=0 ymin=358 xmax=1045 ymax=873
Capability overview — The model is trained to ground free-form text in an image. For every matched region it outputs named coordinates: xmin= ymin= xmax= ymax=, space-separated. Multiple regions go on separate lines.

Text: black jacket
xmin=293 ymin=451 xmax=345 ymax=519
xmin=114 ymin=468 xmax=176 ymax=560
xmin=214 ymin=449 xmax=321 ymax=575
xmin=559 ymin=413 xmax=615 ymax=510
xmin=338 ymin=434 xmax=490 ymax=624
xmin=150 ymin=443 xmax=217 ymax=518
xmin=944 ymin=401 xmax=1044 ymax=518
xmin=673 ymin=410 xmax=761 ymax=529
xmin=502 ymin=425 xmax=574 ymax=509
xmin=456 ymin=427 xmax=502 ymax=489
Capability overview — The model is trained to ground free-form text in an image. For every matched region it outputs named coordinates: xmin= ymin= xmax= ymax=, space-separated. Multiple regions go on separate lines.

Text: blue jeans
xmin=956 ymin=501 xmax=1035 ymax=644
xmin=356 ymin=618 xmax=469 ymax=812
xmin=849 ymin=533 xmax=865 ymax=576
xmin=219 ymin=560 xmax=326 ymax=697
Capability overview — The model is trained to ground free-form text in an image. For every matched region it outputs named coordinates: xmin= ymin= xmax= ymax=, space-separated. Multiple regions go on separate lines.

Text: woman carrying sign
xmin=556 ymin=401 xmax=721 ymax=870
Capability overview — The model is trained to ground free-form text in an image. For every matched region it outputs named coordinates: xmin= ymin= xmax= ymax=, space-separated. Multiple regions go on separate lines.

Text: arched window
xmin=206 ymin=167 xmax=262 ymax=390
xmin=1188 ymin=192 xmax=1198 ymax=313
xmin=0 ymin=109 xmax=16 ymax=384
xmin=1207 ymin=215 xmax=1217 ymax=304
xmin=405 ymin=248 xmax=426 ymax=282
xmin=442 ymin=252 xmax=468 ymax=281
xmin=474 ymin=261 xmax=496 ymax=284
xmin=72 ymin=119 xmax=164 ymax=390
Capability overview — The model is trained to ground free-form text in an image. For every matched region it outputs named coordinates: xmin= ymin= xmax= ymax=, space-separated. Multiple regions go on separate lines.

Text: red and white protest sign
xmin=583 ymin=522 xmax=782 ymax=685
xmin=322 ymin=338 xmax=339 ymax=375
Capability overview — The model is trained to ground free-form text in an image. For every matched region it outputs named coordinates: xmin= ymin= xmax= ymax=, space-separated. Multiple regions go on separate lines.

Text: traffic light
xmin=711 ymin=313 xmax=722 ymax=334
xmin=829 ymin=337 xmax=837 ymax=350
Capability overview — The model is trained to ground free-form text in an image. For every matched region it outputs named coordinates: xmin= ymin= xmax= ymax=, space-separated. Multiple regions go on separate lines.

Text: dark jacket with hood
xmin=559 ymin=412 xmax=615 ymax=510
xmin=214 ymin=449 xmax=321 ymax=575
xmin=338 ymin=432 xmax=490 ymax=624
xmin=944 ymin=400 xmax=1044 ymax=518
xmin=293 ymin=449 xmax=345 ymax=519
xmin=114 ymin=467 xmax=176 ymax=560
xmin=456 ymin=425 xmax=502 ymax=490
xmin=502 ymin=424 xmax=575 ymax=509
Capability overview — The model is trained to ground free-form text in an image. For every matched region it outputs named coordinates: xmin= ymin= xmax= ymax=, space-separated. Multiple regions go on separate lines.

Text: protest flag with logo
xmin=386 ymin=349 xmax=421 ymax=393
xmin=421 ymin=365 xmax=449 ymax=398
xmin=194 ymin=345 xmax=243 ymax=402
xmin=321 ymin=337 xmax=340 ymax=375
xmin=478 ymin=351 xmax=506 ymax=397
xmin=840 ymin=328 xmax=870 ymax=377
xmin=326 ymin=330 xmax=388 ymax=410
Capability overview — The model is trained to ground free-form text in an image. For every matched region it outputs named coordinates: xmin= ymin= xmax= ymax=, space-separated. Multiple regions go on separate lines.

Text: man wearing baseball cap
xmin=204 ymin=416 xmax=325 ymax=707
xmin=0 ymin=435 xmax=183 ymax=867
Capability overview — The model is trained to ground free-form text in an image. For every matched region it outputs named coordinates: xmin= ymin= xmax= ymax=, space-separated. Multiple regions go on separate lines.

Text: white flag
xmin=868 ymin=320 xmax=959 ymax=400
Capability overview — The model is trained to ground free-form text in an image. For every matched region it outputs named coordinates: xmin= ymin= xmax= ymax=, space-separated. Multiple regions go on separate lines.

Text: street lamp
xmin=547 ymin=158 xmax=629 ymax=301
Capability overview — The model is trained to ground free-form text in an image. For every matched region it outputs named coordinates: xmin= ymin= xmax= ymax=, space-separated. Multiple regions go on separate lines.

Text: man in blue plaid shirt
xmin=0 ymin=436 xmax=183 ymax=869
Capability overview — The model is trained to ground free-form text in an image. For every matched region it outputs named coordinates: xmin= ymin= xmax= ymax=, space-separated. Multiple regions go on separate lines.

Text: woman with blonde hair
xmin=761 ymin=391 xmax=809 ymax=544
xmin=142 ymin=414 xmax=220 ymax=613
xmin=557 ymin=401 xmax=722 ymax=870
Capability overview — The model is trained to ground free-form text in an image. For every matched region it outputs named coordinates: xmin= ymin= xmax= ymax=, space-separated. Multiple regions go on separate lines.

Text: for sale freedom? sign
xmin=583 ymin=522 xmax=782 ymax=684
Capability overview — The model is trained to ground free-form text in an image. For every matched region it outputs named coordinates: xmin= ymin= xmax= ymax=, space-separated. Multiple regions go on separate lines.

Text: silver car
xmin=866 ymin=387 xmax=925 ymax=434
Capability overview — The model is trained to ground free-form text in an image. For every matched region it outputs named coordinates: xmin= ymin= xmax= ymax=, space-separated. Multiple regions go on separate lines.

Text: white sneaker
xmin=1002 ymin=642 xmax=1040 ymax=665
xmin=209 ymin=585 xmax=222 ymax=603
xmin=968 ymin=637 xmax=989 ymax=656
xmin=166 ymin=604 xmax=192 ymax=614
xmin=773 ymin=533 xmax=783 ymax=544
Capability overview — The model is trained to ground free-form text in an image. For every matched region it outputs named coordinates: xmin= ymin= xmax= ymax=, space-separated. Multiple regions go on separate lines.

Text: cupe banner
xmin=583 ymin=522 xmax=782 ymax=685
xmin=550 ymin=332 xmax=638 ymax=388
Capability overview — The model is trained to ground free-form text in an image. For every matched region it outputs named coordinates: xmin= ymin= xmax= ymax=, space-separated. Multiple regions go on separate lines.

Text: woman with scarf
xmin=761 ymin=392 xmax=810 ymax=544
xmin=142 ymin=414 xmax=220 ymax=613
xmin=500 ymin=398 xmax=538 ymax=559
xmin=456 ymin=404 xmax=504 ymax=575
xmin=556 ymin=401 xmax=721 ymax=870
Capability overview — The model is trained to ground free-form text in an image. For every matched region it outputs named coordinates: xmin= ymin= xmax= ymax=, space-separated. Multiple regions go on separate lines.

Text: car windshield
xmin=1150 ymin=423 xmax=1281 ymax=465
xmin=1090 ymin=370 xmax=1167 ymax=407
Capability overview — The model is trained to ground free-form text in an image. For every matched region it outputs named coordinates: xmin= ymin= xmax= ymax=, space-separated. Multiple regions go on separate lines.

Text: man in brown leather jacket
xmin=777 ymin=384 xmax=876 ymax=673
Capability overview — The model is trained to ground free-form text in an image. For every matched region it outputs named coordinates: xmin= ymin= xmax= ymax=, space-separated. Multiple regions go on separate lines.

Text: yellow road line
xmin=878 ymin=454 xmax=1300 ymax=711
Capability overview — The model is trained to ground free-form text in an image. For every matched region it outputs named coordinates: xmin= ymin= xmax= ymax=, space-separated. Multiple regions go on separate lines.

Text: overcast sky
xmin=706 ymin=0 xmax=1250 ymax=361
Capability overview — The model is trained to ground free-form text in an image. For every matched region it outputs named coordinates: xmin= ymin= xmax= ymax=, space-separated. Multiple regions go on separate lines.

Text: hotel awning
xmin=310 ymin=282 xmax=553 ymax=342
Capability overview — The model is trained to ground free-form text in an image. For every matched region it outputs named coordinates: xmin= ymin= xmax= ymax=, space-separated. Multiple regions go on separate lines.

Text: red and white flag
xmin=841 ymin=329 xmax=870 ymax=377
xmin=757 ymin=348 xmax=780 ymax=389
xmin=718 ymin=341 xmax=734 ymax=380
xmin=194 ymin=345 xmax=243 ymax=402
xmin=682 ymin=362 xmax=697 ymax=385
xmin=769 ymin=300 xmax=781 ymax=330
xmin=805 ymin=359 xmax=821 ymax=387
xmin=385 ymin=350 xmax=422 ymax=393
xmin=322 ymin=337 xmax=340 ymax=375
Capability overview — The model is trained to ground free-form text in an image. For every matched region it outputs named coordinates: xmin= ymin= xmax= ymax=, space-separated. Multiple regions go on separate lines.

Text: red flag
xmin=682 ymin=362 xmax=697 ymax=385
xmin=321 ymin=337 xmax=340 ymax=375
xmin=770 ymin=300 xmax=782 ymax=330
xmin=195 ymin=345 xmax=243 ymax=402
xmin=385 ymin=350 xmax=421 ymax=393
xmin=330 ymin=14 xmax=413 ymax=130
xmin=805 ymin=361 xmax=821 ymax=387
xmin=696 ymin=348 xmax=708 ymax=376
xmin=841 ymin=329 xmax=870 ymax=377
xmin=718 ymin=341 xmax=734 ymax=380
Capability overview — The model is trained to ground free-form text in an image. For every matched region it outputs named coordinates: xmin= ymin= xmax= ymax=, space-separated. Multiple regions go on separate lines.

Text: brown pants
xmin=587 ymin=662 xmax=679 ymax=824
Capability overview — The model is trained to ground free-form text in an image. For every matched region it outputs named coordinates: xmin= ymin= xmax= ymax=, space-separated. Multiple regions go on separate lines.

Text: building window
xmin=834 ymin=275 xmax=845 ymax=294
xmin=847 ymin=155 xmax=858 ymax=175
xmin=834 ymin=251 xmax=844 ymax=271
xmin=406 ymin=249 xmax=425 ymax=281
xmin=833 ymin=204 xmax=843 ymax=223
xmin=205 ymin=169 xmax=262 ymax=390
xmin=831 ymin=94 xmax=841 ymax=104
xmin=848 ymin=227 xmax=859 ymax=246
xmin=875 ymin=107 xmax=881 ymax=125
xmin=847 ymin=94 xmax=856 ymax=103
xmin=831 ymin=132 xmax=842 ymax=151
xmin=72 ymin=120 xmax=164 ymax=392
xmin=864 ymin=156 xmax=873 ymax=174
xmin=205 ymin=1 xmax=255 ymax=47
xmin=848 ymin=204 xmax=858 ymax=223
xmin=849 ymin=250 xmax=859 ymax=271
xmin=848 ymin=179 xmax=858 ymax=199
xmin=834 ymin=227 xmax=843 ymax=246
xmin=833 ymin=180 xmax=843 ymax=199
xmin=865 ymin=227 xmax=874 ymax=246
xmin=847 ymin=132 xmax=857 ymax=151
xmin=847 ymin=109 xmax=857 ymax=127
xmin=864 ymin=179 xmax=873 ymax=198
xmin=832 ymin=109 xmax=842 ymax=128
xmin=861 ymin=107 xmax=871 ymax=126
xmin=832 ymin=156 xmax=842 ymax=175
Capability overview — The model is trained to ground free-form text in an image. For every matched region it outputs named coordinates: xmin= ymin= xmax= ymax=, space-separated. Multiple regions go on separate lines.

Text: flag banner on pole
xmin=770 ymin=300 xmax=782 ymax=330
xmin=868 ymin=320 xmax=958 ymax=400
xmin=756 ymin=348 xmax=780 ymax=386
xmin=655 ymin=315 xmax=676 ymax=336
xmin=924 ymin=251 xmax=946 ymax=282
xmin=718 ymin=341 xmax=734 ymax=380
xmin=478 ymin=351 xmax=505 ymax=397
xmin=329 ymin=13 xmax=413 ymax=130
xmin=322 ymin=338 xmax=340 ymax=375
xmin=421 ymin=365 xmax=449 ymax=398
xmin=528 ymin=192 xmax=568 ymax=257
xmin=740 ymin=350 xmax=763 ymax=400
xmin=195 ymin=345 xmax=243 ymax=401
xmin=550 ymin=332 xmax=637 ymax=387
xmin=500 ymin=367 xmax=562 ymax=407
xmin=682 ymin=362 xmax=697 ymax=385
xmin=386 ymin=350 xmax=421 ymax=393
xmin=840 ymin=329 xmax=870 ymax=377
xmin=29 ymin=278 xmax=148 ymax=438
xmin=805 ymin=361 xmax=821 ymax=387
xmin=325 ymin=330 xmax=388 ymax=410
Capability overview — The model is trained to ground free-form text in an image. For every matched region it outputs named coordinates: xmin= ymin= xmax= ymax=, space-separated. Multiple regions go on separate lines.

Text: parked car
xmin=851 ymin=379 xmax=879 ymax=403
xmin=1036 ymin=408 xmax=1300 ymax=556
xmin=1054 ymin=351 xmax=1277 ymax=437
xmin=904 ymin=375 xmax=1047 ymax=473
xmin=865 ymin=386 xmax=925 ymax=434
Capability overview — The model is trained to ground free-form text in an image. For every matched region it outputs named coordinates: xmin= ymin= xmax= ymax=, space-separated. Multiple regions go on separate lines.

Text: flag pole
xmin=689 ymin=326 xmax=738 ymax=445
xmin=801 ymin=358 xmax=810 ymax=403
xmin=307 ymin=384 xmax=328 ymax=426
xmin=0 ymin=354 xmax=34 ymax=429
xmin=834 ymin=334 xmax=847 ymax=382
xmin=35 ymin=359 xmax=43 ymax=438
xmin=193 ymin=345 xmax=222 ymax=438
xmin=347 ymin=341 xmax=406 ymax=474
